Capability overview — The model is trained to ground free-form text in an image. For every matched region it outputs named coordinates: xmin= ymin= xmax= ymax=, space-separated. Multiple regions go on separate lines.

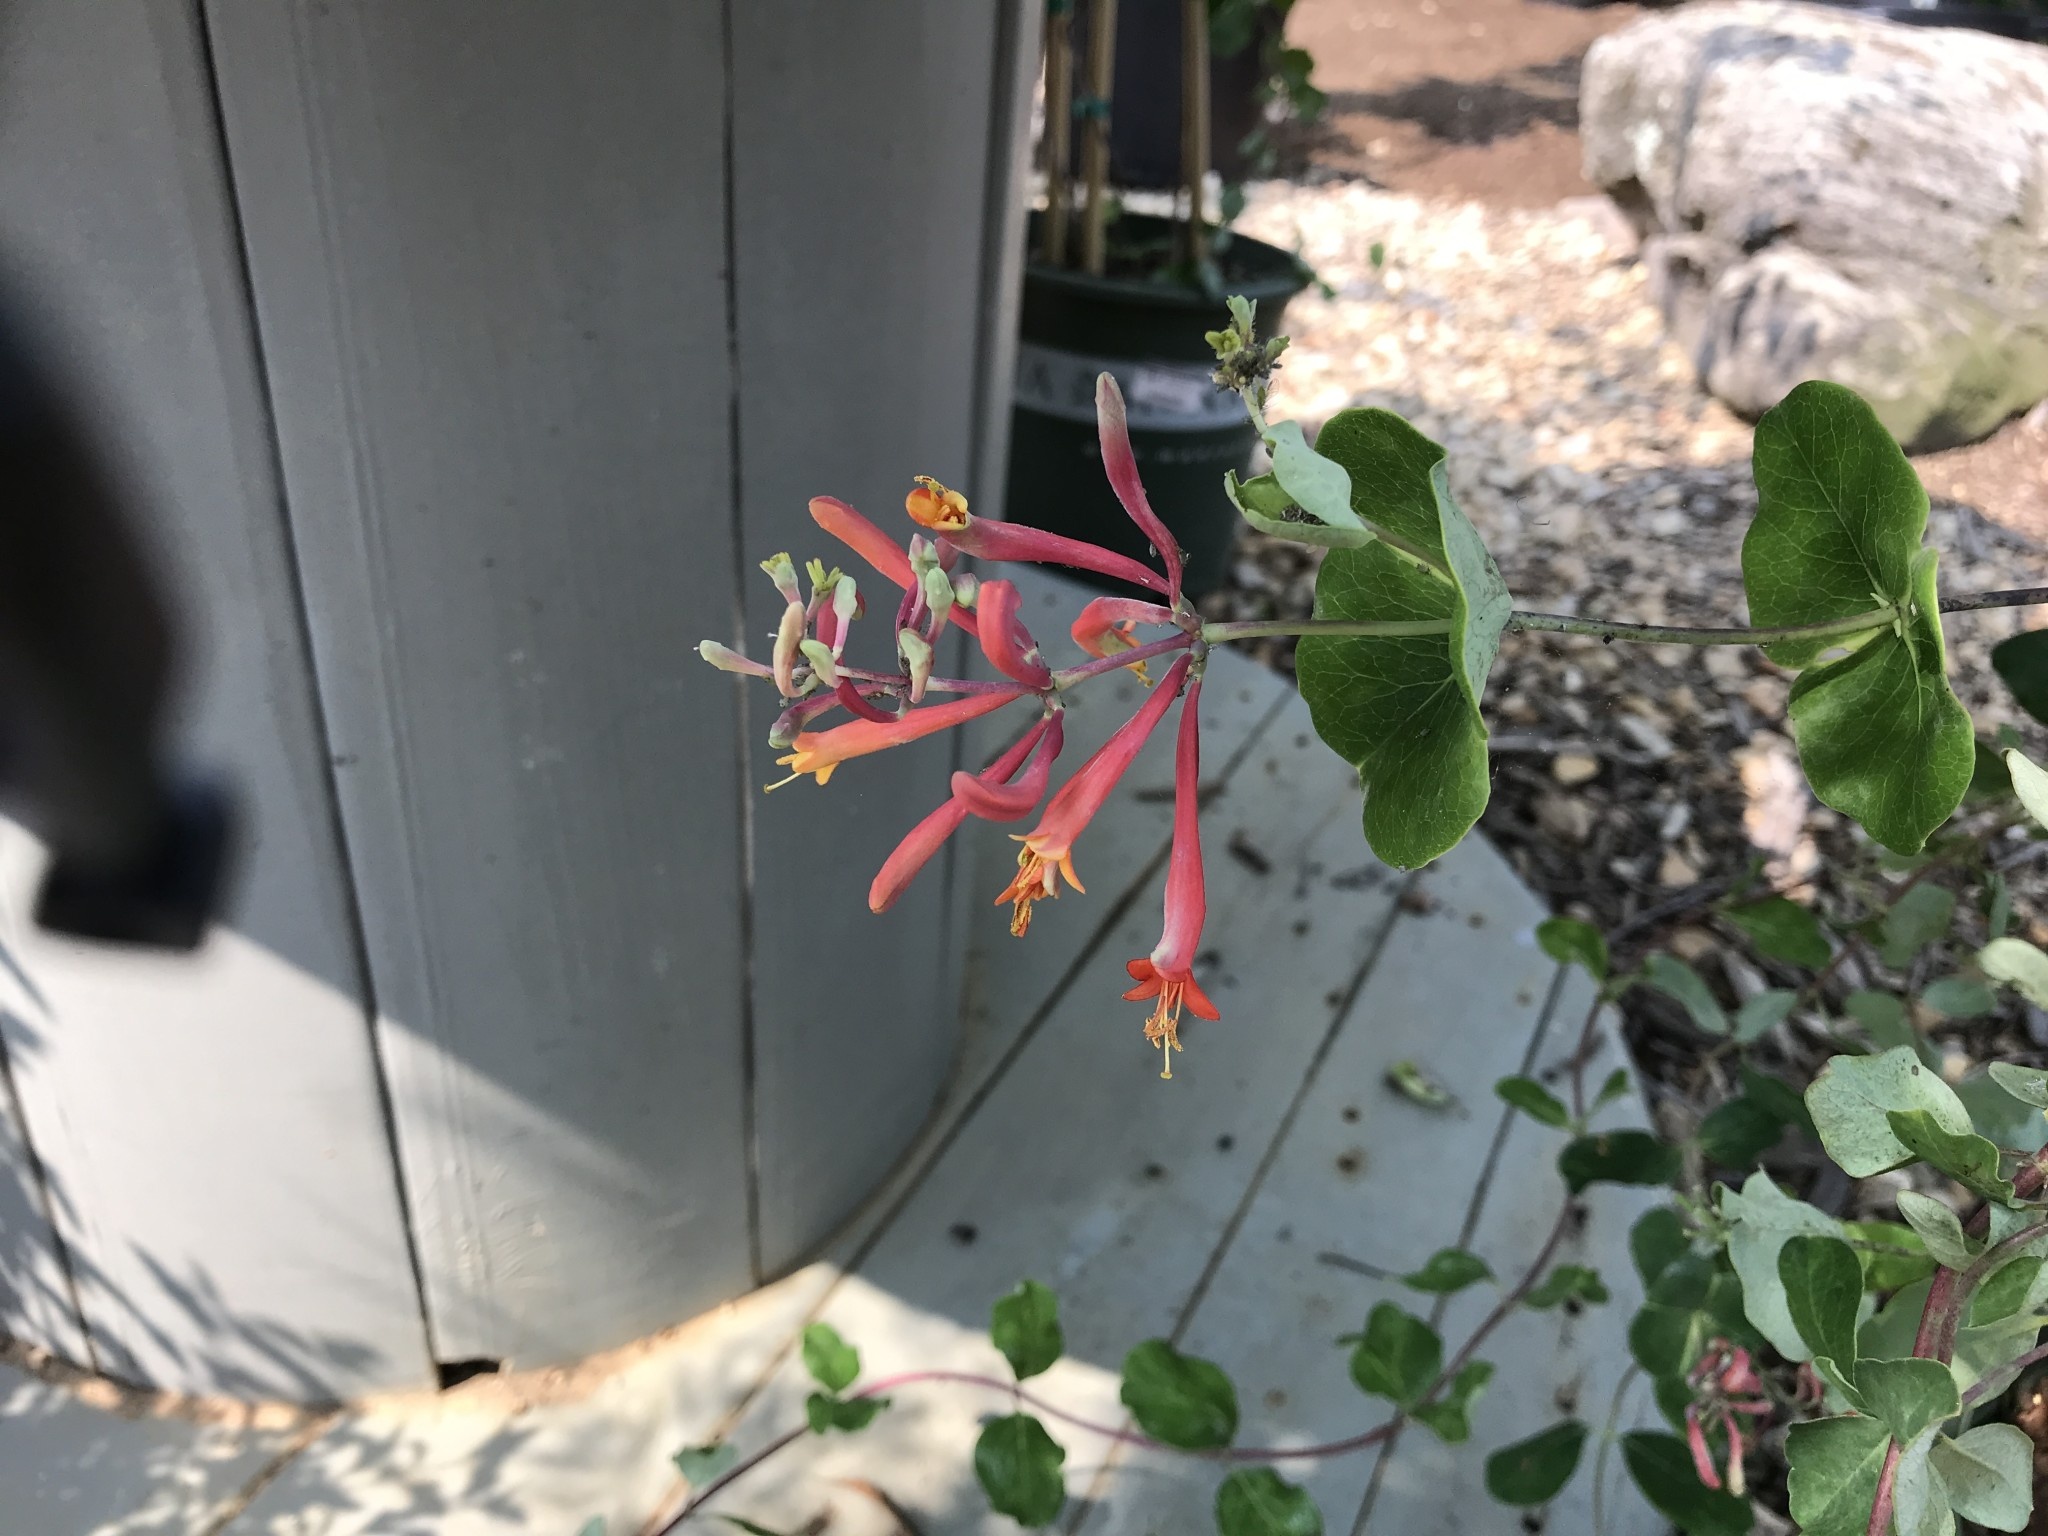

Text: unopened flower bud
xmin=921 ymin=564 xmax=954 ymax=624
xmin=898 ymin=629 xmax=933 ymax=703
xmin=798 ymin=637 xmax=839 ymax=687
xmin=772 ymin=600 xmax=807 ymax=696
xmin=832 ymin=577 xmax=861 ymax=655
xmin=952 ymin=572 xmax=980 ymax=609
xmin=759 ymin=552 xmax=801 ymax=604
xmin=698 ymin=639 xmax=770 ymax=678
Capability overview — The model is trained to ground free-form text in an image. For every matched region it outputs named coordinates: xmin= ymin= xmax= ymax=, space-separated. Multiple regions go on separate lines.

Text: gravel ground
xmin=1219 ymin=179 xmax=2048 ymax=1157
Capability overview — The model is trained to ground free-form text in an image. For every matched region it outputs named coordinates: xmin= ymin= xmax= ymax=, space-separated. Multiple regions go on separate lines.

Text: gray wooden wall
xmin=0 ymin=0 xmax=1033 ymax=1400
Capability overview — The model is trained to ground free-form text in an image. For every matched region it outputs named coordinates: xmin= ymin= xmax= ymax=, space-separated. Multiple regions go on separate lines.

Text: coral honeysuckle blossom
xmin=1682 ymin=1340 xmax=1773 ymax=1496
xmin=699 ymin=373 xmax=1223 ymax=1073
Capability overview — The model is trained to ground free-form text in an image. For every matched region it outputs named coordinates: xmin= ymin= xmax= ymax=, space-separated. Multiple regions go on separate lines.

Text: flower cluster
xmin=1682 ymin=1340 xmax=1775 ymax=1496
xmin=700 ymin=376 xmax=1216 ymax=1077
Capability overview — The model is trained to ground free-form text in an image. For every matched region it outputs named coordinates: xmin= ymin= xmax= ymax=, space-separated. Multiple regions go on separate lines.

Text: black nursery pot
xmin=1003 ymin=215 xmax=1309 ymax=600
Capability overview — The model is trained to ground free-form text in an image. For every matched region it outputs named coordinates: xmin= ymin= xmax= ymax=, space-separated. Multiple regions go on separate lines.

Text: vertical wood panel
xmin=0 ymin=0 xmax=429 ymax=1397
xmin=206 ymin=2 xmax=754 ymax=1366
xmin=730 ymin=0 xmax=1023 ymax=1275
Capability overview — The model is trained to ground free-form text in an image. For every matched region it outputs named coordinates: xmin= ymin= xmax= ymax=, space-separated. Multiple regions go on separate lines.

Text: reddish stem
xmin=1051 ymin=632 xmax=1195 ymax=687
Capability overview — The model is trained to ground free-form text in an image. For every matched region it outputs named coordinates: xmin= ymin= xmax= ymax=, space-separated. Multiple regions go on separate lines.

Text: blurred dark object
xmin=1836 ymin=1 xmax=2048 ymax=40
xmin=0 ymin=287 xmax=231 ymax=949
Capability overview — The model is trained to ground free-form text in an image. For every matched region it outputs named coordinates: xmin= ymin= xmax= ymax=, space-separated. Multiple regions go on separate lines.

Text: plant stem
xmin=1942 ymin=586 xmax=2048 ymax=614
xmin=1051 ymin=632 xmax=1194 ymax=687
xmin=1508 ymin=606 xmax=1895 ymax=648
xmin=1960 ymin=1341 xmax=2048 ymax=1412
xmin=1201 ymin=617 xmax=1451 ymax=643
xmin=1040 ymin=1 xmax=1074 ymax=267
xmin=834 ymin=665 xmax=1025 ymax=697
xmin=1078 ymin=0 xmax=1118 ymax=276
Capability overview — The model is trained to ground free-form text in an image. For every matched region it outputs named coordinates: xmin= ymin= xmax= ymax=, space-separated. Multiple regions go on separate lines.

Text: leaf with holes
xmin=991 ymin=1279 xmax=1064 ymax=1382
xmin=1121 ymin=1340 xmax=1238 ymax=1450
xmin=974 ymin=1414 xmax=1066 ymax=1527
xmin=1742 ymin=384 xmax=1973 ymax=851
xmin=1485 ymin=1420 xmax=1587 ymax=1507
xmin=1214 ymin=1468 xmax=1324 ymax=1536
xmin=1294 ymin=409 xmax=1511 ymax=869
xmin=1806 ymin=1047 xmax=1973 ymax=1176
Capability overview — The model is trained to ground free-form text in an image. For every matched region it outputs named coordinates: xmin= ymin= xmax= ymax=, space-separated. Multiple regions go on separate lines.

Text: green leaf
xmin=1295 ymin=409 xmax=1510 ymax=869
xmin=1641 ymin=953 xmax=1730 ymax=1036
xmin=991 ymin=1279 xmax=1063 ymax=1382
xmin=1992 ymin=1063 xmax=2048 ymax=1110
xmin=1523 ymin=1264 xmax=1609 ymax=1310
xmin=1558 ymin=1130 xmax=1681 ymax=1194
xmin=576 ymin=1522 xmax=606 ymax=1536
xmin=1806 ymin=1046 xmax=1973 ymax=1176
xmin=1742 ymin=1063 xmax=1817 ymax=1137
xmin=1982 ymin=937 xmax=2048 ymax=1008
xmin=974 ymin=1414 xmax=1065 ymax=1527
xmin=672 ymin=1442 xmax=737 ymax=1485
xmin=1263 ymin=420 xmax=1371 ymax=540
xmin=800 ymin=1322 xmax=859 ymax=1393
xmin=1892 ymin=1427 xmax=1955 ymax=1536
xmin=1971 ymin=1256 xmax=2044 ymax=1326
xmin=1698 ymin=1095 xmax=1786 ymax=1166
xmin=1401 ymin=1248 xmax=1493 ymax=1295
xmin=1744 ymin=382 xmax=1972 ymax=853
xmin=1724 ymin=895 xmax=1832 ymax=968
xmin=1959 ymin=1070 xmax=2048 ymax=1157
xmin=1629 ymin=1302 xmax=1708 ymax=1379
xmin=1620 ymin=1431 xmax=1754 ymax=1536
xmin=1593 ymin=1067 xmax=1631 ymax=1112
xmin=1973 ymin=737 xmax=2016 ymax=802
xmin=1929 ymin=1422 xmax=2034 ymax=1530
xmin=1347 ymin=1302 xmax=1442 ymax=1408
xmin=1536 ymin=916 xmax=1608 ymax=980
xmin=1881 ymin=884 xmax=1957 ymax=968
xmin=1214 ymin=1468 xmax=1323 ymax=1536
xmin=712 ymin=1518 xmax=785 ymax=1536
xmin=1887 ymin=1108 xmax=2014 ymax=1203
xmin=1784 ymin=549 xmax=1973 ymax=855
xmin=1410 ymin=1360 xmax=1493 ymax=1444
xmin=1494 ymin=1075 xmax=1571 ymax=1128
xmin=2008 ymin=748 xmax=2048 ymax=829
xmin=1632 ymin=1207 xmax=1691 ymax=1288
xmin=1734 ymin=989 xmax=1798 ymax=1044
xmin=1846 ymin=989 xmax=1918 ymax=1053
xmin=1992 ymin=628 xmax=2048 ymax=725
xmin=804 ymin=1392 xmax=886 ymax=1433
xmin=1849 ymin=1219 xmax=1937 ymax=1290
xmin=1780 ymin=1235 xmax=1864 ymax=1368
xmin=1989 ymin=869 xmax=2014 ymax=940
xmin=1484 ymin=1420 xmax=1587 ymax=1506
xmin=1896 ymin=1191 xmax=1978 ymax=1270
xmin=1786 ymin=1413 xmax=1893 ymax=1536
xmin=1720 ymin=1171 xmax=1846 ymax=1361
xmin=1855 ymin=1357 xmax=1960 ymax=1443
xmin=1922 ymin=976 xmax=1996 ymax=1020
xmin=1120 ymin=1340 xmax=1238 ymax=1450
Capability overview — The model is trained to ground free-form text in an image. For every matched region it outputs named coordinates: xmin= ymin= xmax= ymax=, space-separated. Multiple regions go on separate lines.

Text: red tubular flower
xmin=951 ymin=712 xmax=1064 ymax=821
xmin=1684 ymin=1407 xmax=1720 ymax=1490
xmin=1122 ymin=677 xmax=1215 ymax=1078
xmin=1072 ymin=595 xmax=1176 ymax=683
xmin=974 ymin=578 xmax=1052 ymax=688
xmin=811 ymin=495 xmax=979 ymax=638
xmin=869 ymin=712 xmax=1053 ymax=913
xmin=906 ymin=475 xmax=1172 ymax=596
xmin=773 ymin=686 xmax=1026 ymax=788
xmin=1096 ymin=374 xmax=1184 ymax=596
xmin=997 ymin=652 xmax=1192 ymax=934
xmin=834 ymin=678 xmax=899 ymax=724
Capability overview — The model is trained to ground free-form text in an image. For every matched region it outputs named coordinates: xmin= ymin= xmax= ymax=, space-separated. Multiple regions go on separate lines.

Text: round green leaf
xmin=1558 ymin=1130 xmax=1681 ymax=1194
xmin=1786 ymin=1413 xmax=1893 ymax=1536
xmin=1719 ymin=1172 xmax=1846 ymax=1362
xmin=800 ymin=1322 xmax=859 ymax=1393
xmin=1780 ymin=1235 xmax=1863 ymax=1369
xmin=1723 ymin=895 xmax=1831 ymax=968
xmin=974 ymin=1413 xmax=1066 ymax=1527
xmin=1970 ymin=1256 xmax=2043 ymax=1327
xmin=1214 ymin=1468 xmax=1323 ymax=1536
xmin=1294 ymin=409 xmax=1510 ymax=869
xmin=1805 ymin=1047 xmax=1973 ymax=1177
xmin=1698 ymin=1095 xmax=1786 ymax=1167
xmin=1982 ymin=937 xmax=2048 ymax=1009
xmin=1631 ymin=1207 xmax=1690 ymax=1288
xmin=991 ymin=1279 xmax=1064 ymax=1382
xmin=1484 ymin=1420 xmax=1587 ymax=1506
xmin=1120 ymin=1339 xmax=1238 ymax=1450
xmin=1401 ymin=1248 xmax=1493 ymax=1295
xmin=1536 ymin=916 xmax=1608 ymax=980
xmin=1880 ymin=884 xmax=1957 ymax=968
xmin=1989 ymin=1061 xmax=2048 ymax=1110
xmin=1928 ymin=1422 xmax=2034 ymax=1531
xmin=1895 ymin=1191 xmax=1977 ymax=1271
xmin=1628 ymin=1302 xmax=1707 ymax=1380
xmin=1854 ymin=1357 xmax=1960 ymax=1445
xmin=1992 ymin=628 xmax=2048 ymax=726
xmin=1620 ymin=1430 xmax=1753 ymax=1536
xmin=1922 ymin=976 xmax=1996 ymax=1020
xmin=1347 ymin=1301 xmax=1442 ymax=1408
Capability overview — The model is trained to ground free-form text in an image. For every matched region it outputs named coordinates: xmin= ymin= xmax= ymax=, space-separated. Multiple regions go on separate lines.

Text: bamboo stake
xmin=1040 ymin=1 xmax=1073 ymax=266
xmin=1181 ymin=0 xmax=1210 ymax=271
xmin=1078 ymin=0 xmax=1118 ymax=276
